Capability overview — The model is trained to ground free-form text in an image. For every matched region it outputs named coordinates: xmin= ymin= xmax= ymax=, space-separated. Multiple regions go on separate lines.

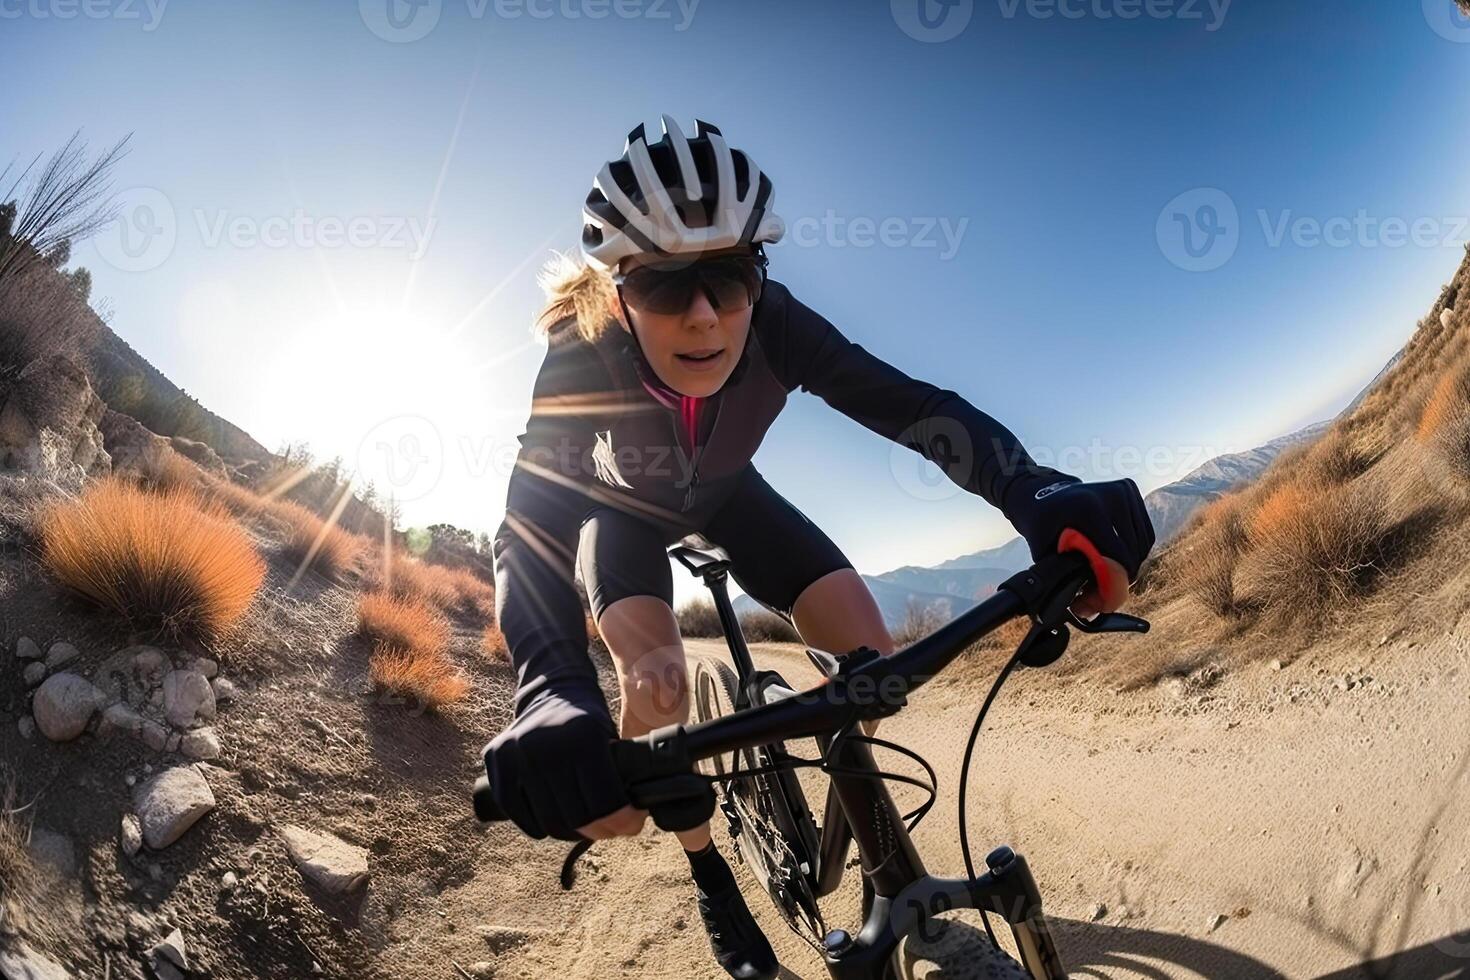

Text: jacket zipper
xmin=676 ymin=393 xmax=725 ymax=513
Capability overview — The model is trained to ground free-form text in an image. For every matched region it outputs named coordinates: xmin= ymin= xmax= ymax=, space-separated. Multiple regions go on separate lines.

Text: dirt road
xmin=429 ymin=622 xmax=1470 ymax=979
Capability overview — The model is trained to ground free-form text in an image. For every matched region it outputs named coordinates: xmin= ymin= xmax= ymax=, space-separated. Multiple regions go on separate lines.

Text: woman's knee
xmin=792 ymin=567 xmax=895 ymax=655
xmin=599 ymin=595 xmax=689 ymax=720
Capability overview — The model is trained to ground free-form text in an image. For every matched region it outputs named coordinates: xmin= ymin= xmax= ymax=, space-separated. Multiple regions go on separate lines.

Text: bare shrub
xmin=482 ymin=621 xmax=507 ymax=662
xmin=675 ymin=596 xmax=723 ymax=638
xmin=0 ymin=772 xmax=35 ymax=937
xmin=738 ymin=607 xmax=801 ymax=644
xmin=892 ymin=596 xmax=947 ymax=647
xmin=1416 ymin=362 xmax=1470 ymax=485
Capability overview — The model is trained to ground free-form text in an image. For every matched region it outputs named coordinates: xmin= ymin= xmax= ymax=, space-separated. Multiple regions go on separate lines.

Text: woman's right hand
xmin=481 ymin=690 xmax=647 ymax=841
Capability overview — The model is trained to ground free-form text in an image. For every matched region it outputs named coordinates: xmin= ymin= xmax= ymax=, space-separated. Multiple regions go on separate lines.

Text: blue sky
xmin=5 ymin=0 xmax=1470 ymax=606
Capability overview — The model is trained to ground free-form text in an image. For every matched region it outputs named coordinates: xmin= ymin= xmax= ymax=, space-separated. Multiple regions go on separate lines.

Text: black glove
xmin=1003 ymin=475 xmax=1156 ymax=582
xmin=480 ymin=688 xmax=631 ymax=841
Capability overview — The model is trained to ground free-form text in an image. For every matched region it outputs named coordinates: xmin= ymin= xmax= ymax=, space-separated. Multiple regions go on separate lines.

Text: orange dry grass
xmin=1417 ymin=367 xmax=1470 ymax=442
xmin=379 ymin=555 xmax=460 ymax=609
xmin=358 ymin=592 xmax=449 ymax=657
xmin=275 ymin=501 xmax=365 ymax=580
xmin=368 ymin=641 xmax=469 ymax=710
xmin=38 ymin=478 xmax=266 ymax=642
xmin=482 ymin=621 xmax=507 ymax=661
xmin=445 ymin=566 xmax=496 ymax=617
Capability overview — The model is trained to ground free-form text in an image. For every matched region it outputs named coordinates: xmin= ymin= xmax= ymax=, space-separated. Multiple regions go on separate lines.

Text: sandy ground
xmin=428 ymin=616 xmax=1470 ymax=980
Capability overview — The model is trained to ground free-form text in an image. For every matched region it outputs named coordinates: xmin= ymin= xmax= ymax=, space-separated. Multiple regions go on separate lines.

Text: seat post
xmin=700 ymin=565 xmax=758 ymax=682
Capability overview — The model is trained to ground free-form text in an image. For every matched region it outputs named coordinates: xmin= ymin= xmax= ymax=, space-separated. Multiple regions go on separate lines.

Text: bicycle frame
xmin=671 ymin=545 xmax=1074 ymax=980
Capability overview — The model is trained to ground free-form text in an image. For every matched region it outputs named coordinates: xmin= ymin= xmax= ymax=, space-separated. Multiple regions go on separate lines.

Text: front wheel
xmin=891 ymin=918 xmax=1031 ymax=980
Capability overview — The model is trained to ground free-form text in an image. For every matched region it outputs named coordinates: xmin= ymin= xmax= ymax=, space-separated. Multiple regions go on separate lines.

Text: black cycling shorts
xmin=578 ymin=465 xmax=854 ymax=623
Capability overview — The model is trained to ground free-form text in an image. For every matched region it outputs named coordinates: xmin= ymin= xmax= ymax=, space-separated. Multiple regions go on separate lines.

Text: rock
xmin=169 ymin=435 xmax=227 ymax=477
xmin=1088 ymin=902 xmax=1107 ymax=922
xmin=221 ymin=871 xmax=238 ymax=891
xmin=27 ymin=828 xmax=76 ymax=877
xmin=22 ymin=662 xmax=46 ymax=687
xmin=1269 ymin=659 xmax=1284 ymax=671
xmin=16 ymin=716 xmax=35 ymax=740
xmin=162 ymin=670 xmax=215 ymax=728
xmin=0 ymin=945 xmax=71 ymax=980
xmin=14 ymin=636 xmax=41 ymax=660
xmin=0 ymin=352 xmax=111 ymax=490
xmin=180 ymin=728 xmax=221 ymax=761
xmin=120 ymin=814 xmax=143 ymax=857
xmin=210 ymin=677 xmax=238 ymax=703
xmin=147 ymin=927 xmax=188 ymax=980
xmin=165 ymin=734 xmax=181 ymax=753
xmin=475 ymin=925 xmax=530 ymax=954
xmin=466 ymin=963 xmax=496 ymax=980
xmin=44 ymin=642 xmax=79 ymax=669
xmin=132 ymin=647 xmax=167 ymax=676
xmin=98 ymin=408 xmax=172 ymax=483
xmin=1443 ymin=307 xmax=1456 ymax=330
xmin=1208 ymin=912 xmax=1227 ymax=932
xmin=134 ymin=766 xmax=215 ymax=849
xmin=100 ymin=702 xmax=144 ymax=738
xmin=140 ymin=720 xmax=169 ymax=752
xmin=279 ymin=825 xmax=370 ymax=894
xmin=32 ymin=672 xmax=104 ymax=741
xmin=191 ymin=658 xmax=218 ymax=679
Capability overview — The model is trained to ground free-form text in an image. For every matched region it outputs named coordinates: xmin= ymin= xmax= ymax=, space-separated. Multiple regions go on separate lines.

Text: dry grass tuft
xmin=0 ymin=773 xmax=35 ymax=937
xmin=481 ymin=621 xmax=507 ymax=662
xmin=892 ymin=597 xmax=947 ymax=647
xmin=737 ymin=607 xmax=802 ymax=644
xmin=1177 ymin=494 xmax=1250 ymax=619
xmin=358 ymin=592 xmax=449 ymax=657
xmin=374 ymin=555 xmax=461 ymax=610
xmin=368 ymin=641 xmax=469 ymax=709
xmin=38 ymin=478 xmax=266 ymax=641
xmin=1416 ymin=364 xmax=1470 ymax=484
xmin=443 ymin=566 xmax=496 ymax=618
xmin=275 ymin=501 xmax=365 ymax=582
xmin=1237 ymin=480 xmax=1399 ymax=627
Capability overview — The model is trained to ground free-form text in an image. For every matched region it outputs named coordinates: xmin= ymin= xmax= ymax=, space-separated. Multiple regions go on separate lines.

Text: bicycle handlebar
xmin=474 ymin=549 xmax=1119 ymax=828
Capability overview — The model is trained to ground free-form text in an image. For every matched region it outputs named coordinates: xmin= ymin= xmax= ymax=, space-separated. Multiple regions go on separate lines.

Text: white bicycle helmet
xmin=581 ymin=115 xmax=785 ymax=271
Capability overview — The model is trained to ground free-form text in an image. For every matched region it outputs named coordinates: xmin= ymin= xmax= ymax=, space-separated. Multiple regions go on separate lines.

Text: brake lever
xmin=1065 ymin=610 xmax=1151 ymax=634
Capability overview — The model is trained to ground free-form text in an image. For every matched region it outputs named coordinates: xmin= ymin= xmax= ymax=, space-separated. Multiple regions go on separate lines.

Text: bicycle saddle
xmin=669 ymin=535 xmax=731 ymax=576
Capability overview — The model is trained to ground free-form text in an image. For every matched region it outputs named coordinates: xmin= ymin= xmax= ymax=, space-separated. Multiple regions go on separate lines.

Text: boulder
xmin=169 ymin=436 xmax=227 ymax=477
xmin=0 ymin=352 xmax=111 ymax=489
xmin=140 ymin=720 xmax=169 ymax=753
xmin=162 ymin=670 xmax=215 ymax=729
xmin=44 ymin=642 xmax=78 ymax=669
xmin=210 ymin=677 xmax=238 ymax=703
xmin=22 ymin=662 xmax=46 ymax=687
xmin=279 ymin=825 xmax=370 ymax=893
xmin=99 ymin=702 xmax=144 ymax=738
xmin=14 ymin=636 xmax=41 ymax=660
xmin=32 ymin=673 xmax=104 ymax=741
xmin=147 ymin=928 xmax=188 ymax=980
xmin=97 ymin=408 xmax=171 ymax=483
xmin=134 ymin=766 xmax=215 ymax=849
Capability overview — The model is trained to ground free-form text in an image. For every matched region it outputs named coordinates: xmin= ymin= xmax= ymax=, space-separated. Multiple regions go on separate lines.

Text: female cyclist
xmin=482 ymin=116 xmax=1155 ymax=979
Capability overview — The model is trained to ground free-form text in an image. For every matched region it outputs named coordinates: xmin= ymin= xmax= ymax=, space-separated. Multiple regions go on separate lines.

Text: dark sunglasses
xmin=613 ymin=251 xmax=768 ymax=315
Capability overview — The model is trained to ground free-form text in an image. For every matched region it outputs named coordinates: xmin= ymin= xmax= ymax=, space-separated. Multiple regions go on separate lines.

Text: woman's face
xmin=615 ymin=254 xmax=754 ymax=398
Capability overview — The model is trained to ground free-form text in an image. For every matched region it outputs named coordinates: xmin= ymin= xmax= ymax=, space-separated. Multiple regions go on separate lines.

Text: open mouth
xmin=675 ymin=348 xmax=724 ymax=364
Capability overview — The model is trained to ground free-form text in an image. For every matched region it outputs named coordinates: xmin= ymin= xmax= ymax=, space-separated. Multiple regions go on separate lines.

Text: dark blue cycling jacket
xmin=491 ymin=278 xmax=1067 ymax=725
